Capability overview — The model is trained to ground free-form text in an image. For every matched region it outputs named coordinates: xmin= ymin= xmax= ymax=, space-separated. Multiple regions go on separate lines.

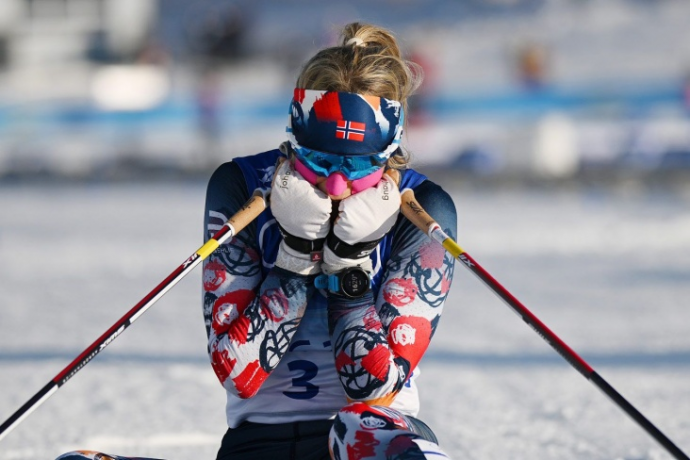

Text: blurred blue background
xmin=0 ymin=0 xmax=689 ymax=182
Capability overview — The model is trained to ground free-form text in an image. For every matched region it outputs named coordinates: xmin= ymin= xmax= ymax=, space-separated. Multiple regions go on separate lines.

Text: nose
xmin=325 ymin=172 xmax=349 ymax=196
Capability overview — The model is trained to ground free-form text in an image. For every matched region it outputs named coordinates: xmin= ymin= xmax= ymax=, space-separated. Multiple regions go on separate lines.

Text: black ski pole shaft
xmin=0 ymin=190 xmax=268 ymax=443
xmin=400 ymin=189 xmax=689 ymax=460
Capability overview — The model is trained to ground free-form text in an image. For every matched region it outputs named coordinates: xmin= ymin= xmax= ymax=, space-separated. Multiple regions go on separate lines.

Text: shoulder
xmin=413 ymin=179 xmax=454 ymax=209
xmin=231 ymin=149 xmax=282 ymax=186
xmin=401 ymin=169 xmax=455 ymax=213
xmin=402 ymin=170 xmax=457 ymax=236
xmin=208 ymin=161 xmax=240 ymax=183
xmin=206 ymin=161 xmax=246 ymax=200
xmin=209 ymin=150 xmax=281 ymax=182
xmin=207 ymin=149 xmax=282 ymax=196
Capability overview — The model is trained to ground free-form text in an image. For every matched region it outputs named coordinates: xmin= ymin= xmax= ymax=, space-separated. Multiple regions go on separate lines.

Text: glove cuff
xmin=275 ymin=241 xmax=322 ymax=275
xmin=326 ymin=232 xmax=380 ymax=260
xmin=322 ymin=246 xmax=373 ymax=275
xmin=278 ymin=223 xmax=325 ymax=256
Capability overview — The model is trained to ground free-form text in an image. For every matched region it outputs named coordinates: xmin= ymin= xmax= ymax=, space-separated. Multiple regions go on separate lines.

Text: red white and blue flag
xmin=336 ymin=120 xmax=366 ymax=142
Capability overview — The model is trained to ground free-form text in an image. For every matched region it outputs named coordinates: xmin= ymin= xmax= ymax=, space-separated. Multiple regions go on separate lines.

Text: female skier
xmin=57 ymin=21 xmax=457 ymax=460
xmin=205 ymin=22 xmax=457 ymax=459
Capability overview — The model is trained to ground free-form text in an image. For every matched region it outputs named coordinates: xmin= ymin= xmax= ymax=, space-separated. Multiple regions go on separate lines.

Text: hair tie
xmin=346 ymin=37 xmax=366 ymax=48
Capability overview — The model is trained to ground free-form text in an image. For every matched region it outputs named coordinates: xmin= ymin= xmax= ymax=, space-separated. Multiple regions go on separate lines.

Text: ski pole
xmin=399 ymin=188 xmax=689 ymax=460
xmin=0 ymin=189 xmax=269 ymax=443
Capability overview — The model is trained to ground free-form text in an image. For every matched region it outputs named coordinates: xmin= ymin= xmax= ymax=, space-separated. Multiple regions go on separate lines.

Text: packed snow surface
xmin=1 ymin=180 xmax=689 ymax=460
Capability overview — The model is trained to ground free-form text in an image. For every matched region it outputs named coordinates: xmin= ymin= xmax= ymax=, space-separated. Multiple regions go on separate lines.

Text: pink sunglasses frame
xmin=294 ymin=158 xmax=385 ymax=196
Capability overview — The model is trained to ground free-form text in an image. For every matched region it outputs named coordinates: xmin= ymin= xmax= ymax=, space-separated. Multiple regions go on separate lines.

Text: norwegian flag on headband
xmin=288 ymin=89 xmax=403 ymax=156
xmin=336 ymin=120 xmax=366 ymax=142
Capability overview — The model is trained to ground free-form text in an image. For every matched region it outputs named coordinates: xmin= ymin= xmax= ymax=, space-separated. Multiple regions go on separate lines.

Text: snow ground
xmin=1 ymin=179 xmax=689 ymax=460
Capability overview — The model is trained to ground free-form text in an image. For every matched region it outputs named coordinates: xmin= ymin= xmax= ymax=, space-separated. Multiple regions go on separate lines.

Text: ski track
xmin=1 ymin=181 xmax=689 ymax=460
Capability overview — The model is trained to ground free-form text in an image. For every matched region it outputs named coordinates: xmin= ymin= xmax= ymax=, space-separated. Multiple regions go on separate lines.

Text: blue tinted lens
xmin=295 ymin=148 xmax=389 ymax=180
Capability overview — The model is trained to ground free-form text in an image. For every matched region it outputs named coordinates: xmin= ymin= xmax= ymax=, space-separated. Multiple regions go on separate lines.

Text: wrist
xmin=315 ymin=265 xmax=372 ymax=299
xmin=277 ymin=223 xmax=325 ymax=258
xmin=322 ymin=246 xmax=372 ymax=275
xmin=326 ymin=231 xmax=380 ymax=260
xmin=275 ymin=241 xmax=322 ymax=275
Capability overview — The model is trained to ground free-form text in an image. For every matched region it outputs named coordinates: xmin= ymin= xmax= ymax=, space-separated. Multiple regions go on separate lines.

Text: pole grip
xmin=400 ymin=189 xmax=438 ymax=236
xmin=384 ymin=170 xmax=440 ymax=237
xmin=229 ymin=189 xmax=269 ymax=234
xmin=400 ymin=188 xmax=465 ymax=258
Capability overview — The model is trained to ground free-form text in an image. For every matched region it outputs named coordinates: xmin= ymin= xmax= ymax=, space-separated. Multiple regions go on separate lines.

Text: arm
xmin=328 ymin=180 xmax=457 ymax=404
xmin=202 ymin=162 xmax=314 ymax=398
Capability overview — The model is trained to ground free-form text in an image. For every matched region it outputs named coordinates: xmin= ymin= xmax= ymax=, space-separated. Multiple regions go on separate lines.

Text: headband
xmin=286 ymin=88 xmax=404 ymax=156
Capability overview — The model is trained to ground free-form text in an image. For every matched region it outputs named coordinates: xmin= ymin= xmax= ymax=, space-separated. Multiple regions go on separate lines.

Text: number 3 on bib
xmin=283 ymin=359 xmax=319 ymax=400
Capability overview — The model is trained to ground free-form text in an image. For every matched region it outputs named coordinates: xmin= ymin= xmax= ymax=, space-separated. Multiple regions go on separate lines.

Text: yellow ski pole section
xmin=196 ymin=235 xmax=222 ymax=260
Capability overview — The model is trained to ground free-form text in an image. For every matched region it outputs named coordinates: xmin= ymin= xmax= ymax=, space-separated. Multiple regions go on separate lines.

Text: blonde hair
xmin=296 ymin=22 xmax=423 ymax=169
